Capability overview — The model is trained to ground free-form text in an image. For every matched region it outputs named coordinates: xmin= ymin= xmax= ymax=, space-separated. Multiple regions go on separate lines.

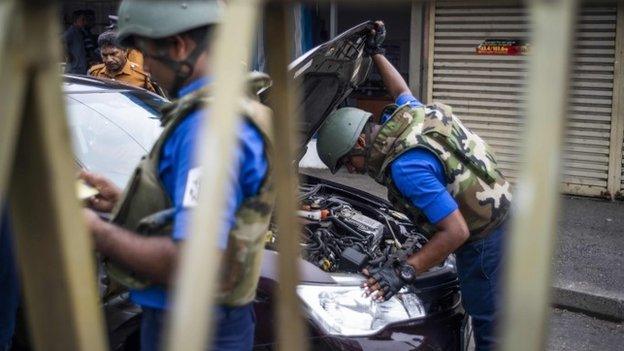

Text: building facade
xmin=425 ymin=0 xmax=623 ymax=199
xmin=61 ymin=0 xmax=624 ymax=199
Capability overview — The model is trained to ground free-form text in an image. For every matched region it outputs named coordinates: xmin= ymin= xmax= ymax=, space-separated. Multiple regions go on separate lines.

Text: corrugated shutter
xmin=565 ymin=5 xmax=616 ymax=196
xmin=432 ymin=1 xmax=617 ymax=197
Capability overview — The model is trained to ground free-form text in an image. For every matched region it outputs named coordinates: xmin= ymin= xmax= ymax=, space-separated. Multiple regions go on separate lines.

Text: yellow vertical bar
xmin=164 ymin=1 xmax=261 ymax=350
xmin=0 ymin=0 xmax=26 ymax=213
xmin=500 ymin=0 xmax=577 ymax=350
xmin=3 ymin=1 xmax=107 ymax=350
xmin=264 ymin=3 xmax=308 ymax=351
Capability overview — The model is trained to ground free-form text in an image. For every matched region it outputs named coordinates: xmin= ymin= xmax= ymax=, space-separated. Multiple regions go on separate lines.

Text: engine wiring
xmin=281 ymin=182 xmax=428 ymax=272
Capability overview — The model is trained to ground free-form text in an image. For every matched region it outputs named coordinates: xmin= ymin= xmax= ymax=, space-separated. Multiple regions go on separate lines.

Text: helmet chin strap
xmin=361 ymin=122 xmax=380 ymax=174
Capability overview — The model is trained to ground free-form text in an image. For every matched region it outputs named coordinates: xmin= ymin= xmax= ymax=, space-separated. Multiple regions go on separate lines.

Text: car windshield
xmin=65 ymin=90 xmax=164 ymax=187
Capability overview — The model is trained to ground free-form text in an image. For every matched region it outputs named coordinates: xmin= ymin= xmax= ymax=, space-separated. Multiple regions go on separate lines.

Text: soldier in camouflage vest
xmin=80 ymin=1 xmax=273 ymax=350
xmin=316 ymin=22 xmax=511 ymax=351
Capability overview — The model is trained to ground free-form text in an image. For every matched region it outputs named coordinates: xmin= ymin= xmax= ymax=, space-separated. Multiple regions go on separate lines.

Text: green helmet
xmin=316 ymin=107 xmax=372 ymax=173
xmin=116 ymin=0 xmax=224 ymax=47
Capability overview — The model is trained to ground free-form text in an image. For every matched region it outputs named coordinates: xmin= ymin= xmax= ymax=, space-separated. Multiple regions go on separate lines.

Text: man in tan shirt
xmin=89 ymin=31 xmax=156 ymax=93
xmin=106 ymin=15 xmax=145 ymax=71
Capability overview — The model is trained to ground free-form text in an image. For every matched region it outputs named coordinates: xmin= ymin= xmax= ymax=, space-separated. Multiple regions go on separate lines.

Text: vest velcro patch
xmin=182 ymin=167 xmax=202 ymax=208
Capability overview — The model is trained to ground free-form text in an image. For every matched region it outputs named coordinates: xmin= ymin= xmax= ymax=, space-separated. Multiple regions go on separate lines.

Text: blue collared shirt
xmin=1 ymin=208 xmax=19 ymax=349
xmin=387 ymin=93 xmax=458 ymax=224
xmin=130 ymin=77 xmax=269 ymax=309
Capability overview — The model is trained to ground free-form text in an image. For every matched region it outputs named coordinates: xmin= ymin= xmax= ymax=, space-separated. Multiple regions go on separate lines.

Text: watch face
xmin=400 ymin=265 xmax=415 ymax=281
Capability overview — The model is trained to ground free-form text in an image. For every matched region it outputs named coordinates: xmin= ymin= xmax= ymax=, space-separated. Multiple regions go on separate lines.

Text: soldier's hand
xmin=365 ymin=20 xmax=386 ymax=56
xmin=361 ymin=265 xmax=404 ymax=301
xmin=79 ymin=170 xmax=122 ymax=213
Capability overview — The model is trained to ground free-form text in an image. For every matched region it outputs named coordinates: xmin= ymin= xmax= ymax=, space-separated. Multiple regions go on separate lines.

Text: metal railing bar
xmin=164 ymin=1 xmax=262 ymax=350
xmin=500 ymin=0 xmax=577 ymax=350
xmin=265 ymin=3 xmax=309 ymax=351
xmin=0 ymin=0 xmax=24 ymax=217
xmin=3 ymin=2 xmax=108 ymax=350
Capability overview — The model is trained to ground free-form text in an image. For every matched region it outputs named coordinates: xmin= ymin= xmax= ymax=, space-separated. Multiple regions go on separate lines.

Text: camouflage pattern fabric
xmin=108 ymin=79 xmax=275 ymax=307
xmin=367 ymin=102 xmax=511 ymax=241
xmin=218 ymin=186 xmax=274 ymax=305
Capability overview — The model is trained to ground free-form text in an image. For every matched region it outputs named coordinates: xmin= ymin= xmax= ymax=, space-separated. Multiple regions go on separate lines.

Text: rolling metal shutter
xmin=432 ymin=1 xmax=617 ymax=197
xmin=567 ymin=4 xmax=617 ymax=197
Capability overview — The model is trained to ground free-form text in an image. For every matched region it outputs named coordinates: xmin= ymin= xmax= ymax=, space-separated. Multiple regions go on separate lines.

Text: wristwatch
xmin=398 ymin=263 xmax=417 ymax=283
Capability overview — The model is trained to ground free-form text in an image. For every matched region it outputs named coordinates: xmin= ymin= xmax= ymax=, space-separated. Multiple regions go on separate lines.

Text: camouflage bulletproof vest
xmin=367 ymin=102 xmax=511 ymax=241
xmin=109 ymin=85 xmax=274 ymax=306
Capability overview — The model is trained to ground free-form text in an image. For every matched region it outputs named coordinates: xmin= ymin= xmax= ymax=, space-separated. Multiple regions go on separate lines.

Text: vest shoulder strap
xmin=241 ymin=98 xmax=273 ymax=147
xmin=367 ymin=104 xmax=425 ymax=183
xmin=422 ymin=103 xmax=497 ymax=184
xmin=421 ymin=103 xmax=454 ymax=138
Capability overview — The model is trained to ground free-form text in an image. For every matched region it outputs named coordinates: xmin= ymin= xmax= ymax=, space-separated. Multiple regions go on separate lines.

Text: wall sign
xmin=476 ymin=39 xmax=529 ymax=56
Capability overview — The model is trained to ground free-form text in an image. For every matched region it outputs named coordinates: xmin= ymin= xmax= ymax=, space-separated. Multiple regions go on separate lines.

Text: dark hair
xmin=97 ymin=31 xmax=121 ymax=49
xmin=83 ymin=9 xmax=95 ymax=23
xmin=71 ymin=10 xmax=85 ymax=24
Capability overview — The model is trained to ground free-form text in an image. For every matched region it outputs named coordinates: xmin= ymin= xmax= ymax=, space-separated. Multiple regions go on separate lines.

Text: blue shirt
xmin=0 ymin=208 xmax=19 ymax=349
xmin=130 ymin=78 xmax=269 ymax=309
xmin=387 ymin=93 xmax=458 ymax=224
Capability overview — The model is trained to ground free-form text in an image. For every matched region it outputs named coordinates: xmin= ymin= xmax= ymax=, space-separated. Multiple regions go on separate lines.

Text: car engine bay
xmin=268 ymin=180 xmax=429 ymax=273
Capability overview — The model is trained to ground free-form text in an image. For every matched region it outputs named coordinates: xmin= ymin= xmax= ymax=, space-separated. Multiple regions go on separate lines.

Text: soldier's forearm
xmin=406 ymin=210 xmax=469 ymax=274
xmin=372 ymin=54 xmax=411 ymax=100
xmin=92 ymin=220 xmax=180 ymax=285
xmin=407 ymin=232 xmax=461 ymax=274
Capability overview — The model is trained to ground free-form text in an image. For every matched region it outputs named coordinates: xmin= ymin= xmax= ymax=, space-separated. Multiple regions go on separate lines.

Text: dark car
xmin=57 ymin=23 xmax=469 ymax=351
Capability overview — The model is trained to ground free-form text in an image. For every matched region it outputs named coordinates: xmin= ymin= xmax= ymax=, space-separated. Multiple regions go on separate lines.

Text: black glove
xmin=365 ymin=21 xmax=386 ymax=56
xmin=367 ymin=264 xmax=405 ymax=301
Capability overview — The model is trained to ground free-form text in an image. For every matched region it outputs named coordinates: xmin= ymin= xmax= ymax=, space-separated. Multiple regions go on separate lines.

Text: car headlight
xmin=297 ymin=284 xmax=426 ymax=337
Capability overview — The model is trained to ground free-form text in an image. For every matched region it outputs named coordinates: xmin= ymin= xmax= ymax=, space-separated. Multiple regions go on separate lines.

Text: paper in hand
xmin=76 ymin=180 xmax=99 ymax=201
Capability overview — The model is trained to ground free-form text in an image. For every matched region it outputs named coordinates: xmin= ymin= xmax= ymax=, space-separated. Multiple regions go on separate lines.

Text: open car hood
xmin=283 ymin=22 xmax=373 ymax=154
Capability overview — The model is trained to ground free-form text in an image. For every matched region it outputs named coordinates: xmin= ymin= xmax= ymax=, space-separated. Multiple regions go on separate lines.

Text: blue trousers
xmin=0 ymin=210 xmax=19 ymax=351
xmin=140 ymin=303 xmax=255 ymax=351
xmin=455 ymin=224 xmax=506 ymax=351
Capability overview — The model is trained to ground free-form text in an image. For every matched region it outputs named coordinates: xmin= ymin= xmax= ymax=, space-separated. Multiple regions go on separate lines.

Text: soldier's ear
xmin=166 ymin=35 xmax=191 ymax=61
xmin=357 ymin=134 xmax=366 ymax=147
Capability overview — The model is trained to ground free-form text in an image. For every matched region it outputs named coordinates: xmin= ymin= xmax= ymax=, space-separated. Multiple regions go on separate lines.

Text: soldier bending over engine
xmin=315 ymin=21 xmax=512 ymax=351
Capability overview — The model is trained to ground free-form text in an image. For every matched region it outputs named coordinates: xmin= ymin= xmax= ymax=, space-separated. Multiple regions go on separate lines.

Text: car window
xmin=65 ymin=91 xmax=164 ymax=187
